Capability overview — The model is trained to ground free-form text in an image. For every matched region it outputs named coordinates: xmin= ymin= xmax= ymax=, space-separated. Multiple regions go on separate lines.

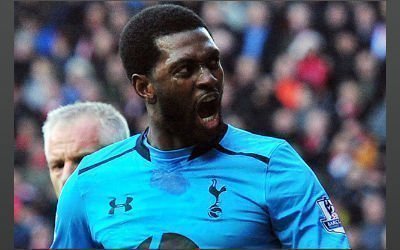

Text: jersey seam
xmin=76 ymin=173 xmax=96 ymax=246
xmin=264 ymin=140 xmax=287 ymax=214
xmin=214 ymin=144 xmax=270 ymax=164
xmin=78 ymin=147 xmax=136 ymax=175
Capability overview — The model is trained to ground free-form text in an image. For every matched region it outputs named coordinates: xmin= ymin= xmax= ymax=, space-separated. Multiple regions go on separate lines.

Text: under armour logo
xmin=208 ymin=179 xmax=226 ymax=218
xmin=108 ymin=197 xmax=133 ymax=215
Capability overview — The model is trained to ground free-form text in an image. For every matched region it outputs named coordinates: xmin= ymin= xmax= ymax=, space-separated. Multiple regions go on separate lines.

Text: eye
xmin=174 ymin=63 xmax=196 ymax=78
xmin=73 ymin=155 xmax=86 ymax=165
xmin=208 ymin=57 xmax=220 ymax=70
xmin=50 ymin=162 xmax=64 ymax=171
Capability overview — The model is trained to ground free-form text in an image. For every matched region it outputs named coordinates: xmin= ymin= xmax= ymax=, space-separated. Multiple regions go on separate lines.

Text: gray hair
xmin=42 ymin=101 xmax=130 ymax=154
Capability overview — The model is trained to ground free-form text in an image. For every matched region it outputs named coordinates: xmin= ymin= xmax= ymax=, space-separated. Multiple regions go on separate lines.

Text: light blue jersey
xmin=51 ymin=124 xmax=350 ymax=249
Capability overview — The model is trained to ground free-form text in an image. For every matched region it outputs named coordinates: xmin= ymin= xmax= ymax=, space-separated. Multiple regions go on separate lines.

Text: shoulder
xmin=76 ymin=134 xmax=141 ymax=175
xmin=56 ymin=168 xmax=86 ymax=222
xmin=52 ymin=168 xmax=101 ymax=248
xmin=220 ymin=124 xmax=286 ymax=160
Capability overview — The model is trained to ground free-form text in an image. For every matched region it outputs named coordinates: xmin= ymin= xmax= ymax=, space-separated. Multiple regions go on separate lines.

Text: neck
xmin=146 ymin=119 xmax=225 ymax=151
xmin=146 ymin=124 xmax=194 ymax=150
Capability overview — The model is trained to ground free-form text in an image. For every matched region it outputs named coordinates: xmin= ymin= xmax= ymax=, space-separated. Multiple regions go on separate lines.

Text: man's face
xmin=45 ymin=117 xmax=102 ymax=198
xmin=150 ymin=27 xmax=224 ymax=139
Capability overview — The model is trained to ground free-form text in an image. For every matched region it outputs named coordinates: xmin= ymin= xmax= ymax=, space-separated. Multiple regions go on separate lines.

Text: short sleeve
xmin=265 ymin=141 xmax=350 ymax=249
xmin=50 ymin=171 xmax=99 ymax=249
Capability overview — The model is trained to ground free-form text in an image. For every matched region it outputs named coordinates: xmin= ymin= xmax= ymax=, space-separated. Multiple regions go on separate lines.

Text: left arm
xmin=265 ymin=141 xmax=350 ymax=249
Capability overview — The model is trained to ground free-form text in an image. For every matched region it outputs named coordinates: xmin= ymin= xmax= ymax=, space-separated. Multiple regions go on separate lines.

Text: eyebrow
xmin=168 ymin=48 xmax=220 ymax=72
xmin=49 ymin=151 xmax=93 ymax=166
xmin=169 ymin=58 xmax=196 ymax=72
xmin=74 ymin=152 xmax=94 ymax=162
xmin=72 ymin=152 xmax=92 ymax=162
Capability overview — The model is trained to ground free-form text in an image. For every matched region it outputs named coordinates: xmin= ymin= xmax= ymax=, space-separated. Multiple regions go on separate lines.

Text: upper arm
xmin=50 ymin=172 xmax=99 ymax=248
xmin=265 ymin=141 xmax=350 ymax=249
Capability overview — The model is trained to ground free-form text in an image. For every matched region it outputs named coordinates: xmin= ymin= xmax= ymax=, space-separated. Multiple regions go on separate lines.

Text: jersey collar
xmin=135 ymin=123 xmax=228 ymax=162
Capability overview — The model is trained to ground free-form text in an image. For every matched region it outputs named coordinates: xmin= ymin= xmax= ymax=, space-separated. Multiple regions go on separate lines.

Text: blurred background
xmin=14 ymin=1 xmax=386 ymax=249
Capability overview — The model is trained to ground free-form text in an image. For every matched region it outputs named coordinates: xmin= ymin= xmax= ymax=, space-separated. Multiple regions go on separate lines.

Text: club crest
xmin=208 ymin=179 xmax=226 ymax=218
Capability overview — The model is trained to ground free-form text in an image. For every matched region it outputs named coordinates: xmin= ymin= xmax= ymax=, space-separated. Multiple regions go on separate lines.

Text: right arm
xmin=50 ymin=171 xmax=99 ymax=248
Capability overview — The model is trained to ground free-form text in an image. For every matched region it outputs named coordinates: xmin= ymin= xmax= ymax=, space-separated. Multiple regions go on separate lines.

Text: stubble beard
xmin=156 ymin=94 xmax=197 ymax=136
xmin=155 ymin=94 xmax=222 ymax=143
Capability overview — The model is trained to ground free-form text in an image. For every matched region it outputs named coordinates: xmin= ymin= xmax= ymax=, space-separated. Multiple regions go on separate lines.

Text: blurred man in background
xmin=42 ymin=101 xmax=130 ymax=198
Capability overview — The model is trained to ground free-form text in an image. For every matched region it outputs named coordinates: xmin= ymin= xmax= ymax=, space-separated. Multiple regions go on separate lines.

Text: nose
xmin=196 ymin=65 xmax=218 ymax=89
xmin=60 ymin=162 xmax=78 ymax=186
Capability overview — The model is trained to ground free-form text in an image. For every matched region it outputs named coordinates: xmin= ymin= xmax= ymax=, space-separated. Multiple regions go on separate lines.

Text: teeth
xmin=202 ymin=114 xmax=217 ymax=122
xmin=202 ymin=95 xmax=216 ymax=103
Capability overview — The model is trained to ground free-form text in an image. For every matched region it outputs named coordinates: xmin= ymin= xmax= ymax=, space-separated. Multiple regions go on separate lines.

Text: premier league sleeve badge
xmin=316 ymin=196 xmax=346 ymax=234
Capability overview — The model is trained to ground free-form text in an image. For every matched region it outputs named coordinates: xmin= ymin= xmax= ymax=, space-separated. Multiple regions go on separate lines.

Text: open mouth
xmin=196 ymin=93 xmax=220 ymax=128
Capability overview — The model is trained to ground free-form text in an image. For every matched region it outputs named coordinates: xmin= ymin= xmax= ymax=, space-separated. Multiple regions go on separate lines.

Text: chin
xmin=193 ymin=112 xmax=222 ymax=141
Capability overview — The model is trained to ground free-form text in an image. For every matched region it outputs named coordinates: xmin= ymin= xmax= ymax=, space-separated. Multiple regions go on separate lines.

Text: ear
xmin=131 ymin=74 xmax=157 ymax=104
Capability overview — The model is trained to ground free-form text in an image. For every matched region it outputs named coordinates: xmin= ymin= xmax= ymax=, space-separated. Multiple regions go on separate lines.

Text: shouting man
xmin=51 ymin=4 xmax=350 ymax=249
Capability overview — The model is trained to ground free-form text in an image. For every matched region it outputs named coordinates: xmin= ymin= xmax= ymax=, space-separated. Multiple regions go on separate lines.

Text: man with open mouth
xmin=51 ymin=4 xmax=350 ymax=249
